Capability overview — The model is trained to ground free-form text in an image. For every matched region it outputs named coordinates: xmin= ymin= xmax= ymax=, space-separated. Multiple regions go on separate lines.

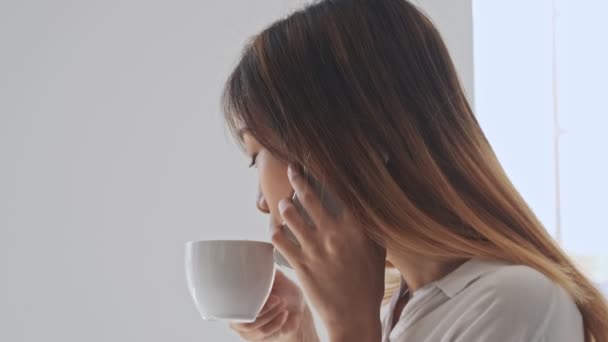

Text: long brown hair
xmin=221 ymin=0 xmax=608 ymax=340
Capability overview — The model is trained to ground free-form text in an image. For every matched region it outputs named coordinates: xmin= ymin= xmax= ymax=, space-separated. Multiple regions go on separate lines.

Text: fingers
xmin=229 ymin=301 xmax=289 ymax=341
xmin=271 ymin=221 xmax=303 ymax=268
xmin=287 ymin=165 xmax=325 ymax=226
xmin=278 ymin=197 xmax=315 ymax=248
xmin=229 ymin=296 xmax=281 ymax=331
xmin=273 ymin=269 xmax=288 ymax=283
xmin=257 ymin=295 xmax=282 ymax=316
xmin=253 ymin=311 xmax=288 ymax=340
xmin=240 ymin=300 xmax=286 ymax=331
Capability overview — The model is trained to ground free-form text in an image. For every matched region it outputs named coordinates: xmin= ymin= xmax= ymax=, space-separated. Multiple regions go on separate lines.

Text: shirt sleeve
xmin=451 ymin=265 xmax=584 ymax=342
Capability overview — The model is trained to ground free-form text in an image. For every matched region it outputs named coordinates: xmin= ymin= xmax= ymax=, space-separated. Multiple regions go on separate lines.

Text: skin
xmin=232 ymin=131 xmax=466 ymax=341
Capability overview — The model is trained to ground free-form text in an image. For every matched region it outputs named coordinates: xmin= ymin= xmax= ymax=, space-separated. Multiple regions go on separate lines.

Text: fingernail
xmin=287 ymin=164 xmax=299 ymax=180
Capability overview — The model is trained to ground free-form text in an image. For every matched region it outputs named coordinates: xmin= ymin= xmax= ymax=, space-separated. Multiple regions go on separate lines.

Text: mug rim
xmin=185 ymin=239 xmax=272 ymax=247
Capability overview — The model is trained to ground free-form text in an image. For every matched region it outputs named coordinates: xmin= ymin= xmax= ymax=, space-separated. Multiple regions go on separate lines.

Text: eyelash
xmin=248 ymin=153 xmax=258 ymax=168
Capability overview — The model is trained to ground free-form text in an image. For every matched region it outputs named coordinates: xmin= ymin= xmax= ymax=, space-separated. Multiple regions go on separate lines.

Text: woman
xmin=223 ymin=0 xmax=608 ymax=341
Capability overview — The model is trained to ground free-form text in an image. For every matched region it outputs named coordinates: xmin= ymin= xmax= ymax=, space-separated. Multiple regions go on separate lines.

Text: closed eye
xmin=248 ymin=153 xmax=258 ymax=168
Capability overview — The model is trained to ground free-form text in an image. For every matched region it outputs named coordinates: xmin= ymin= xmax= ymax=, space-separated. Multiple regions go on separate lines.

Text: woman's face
xmin=241 ymin=129 xmax=395 ymax=267
xmin=241 ymin=131 xmax=293 ymax=231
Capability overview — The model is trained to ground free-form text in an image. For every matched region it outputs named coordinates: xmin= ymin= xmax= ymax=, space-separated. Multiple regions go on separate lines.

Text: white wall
xmin=473 ymin=0 xmax=557 ymax=237
xmin=473 ymin=0 xmax=608 ymax=287
xmin=0 ymin=1 xmax=473 ymax=341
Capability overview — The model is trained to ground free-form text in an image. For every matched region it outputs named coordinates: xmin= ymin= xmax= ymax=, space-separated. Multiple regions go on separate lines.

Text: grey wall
xmin=415 ymin=0 xmax=475 ymax=105
xmin=0 ymin=1 xmax=472 ymax=341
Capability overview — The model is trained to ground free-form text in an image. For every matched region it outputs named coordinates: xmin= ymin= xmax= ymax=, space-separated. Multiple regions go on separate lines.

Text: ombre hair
xmin=222 ymin=0 xmax=608 ymax=340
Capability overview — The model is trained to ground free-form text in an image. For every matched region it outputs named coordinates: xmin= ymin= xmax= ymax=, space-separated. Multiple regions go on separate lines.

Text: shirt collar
xmin=434 ymin=258 xmax=506 ymax=298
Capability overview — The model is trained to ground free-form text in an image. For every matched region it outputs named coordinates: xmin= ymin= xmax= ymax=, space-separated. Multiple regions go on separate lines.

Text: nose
xmin=256 ymin=189 xmax=270 ymax=214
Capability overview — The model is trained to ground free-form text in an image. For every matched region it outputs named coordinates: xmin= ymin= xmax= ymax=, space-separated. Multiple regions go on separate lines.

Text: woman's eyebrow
xmin=237 ymin=127 xmax=250 ymax=141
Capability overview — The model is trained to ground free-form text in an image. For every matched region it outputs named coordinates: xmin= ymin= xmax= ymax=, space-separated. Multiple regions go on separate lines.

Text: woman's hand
xmin=271 ymin=165 xmax=386 ymax=340
xmin=229 ymin=270 xmax=319 ymax=342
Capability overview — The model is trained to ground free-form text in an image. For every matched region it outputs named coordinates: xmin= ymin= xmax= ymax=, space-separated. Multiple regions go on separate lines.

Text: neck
xmin=386 ymin=251 xmax=468 ymax=293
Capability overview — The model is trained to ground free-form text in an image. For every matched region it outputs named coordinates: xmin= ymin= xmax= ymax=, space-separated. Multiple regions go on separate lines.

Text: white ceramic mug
xmin=185 ymin=240 xmax=276 ymax=322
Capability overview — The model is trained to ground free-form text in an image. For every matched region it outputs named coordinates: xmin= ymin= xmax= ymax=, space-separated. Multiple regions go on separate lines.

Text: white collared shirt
xmin=380 ymin=258 xmax=584 ymax=342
